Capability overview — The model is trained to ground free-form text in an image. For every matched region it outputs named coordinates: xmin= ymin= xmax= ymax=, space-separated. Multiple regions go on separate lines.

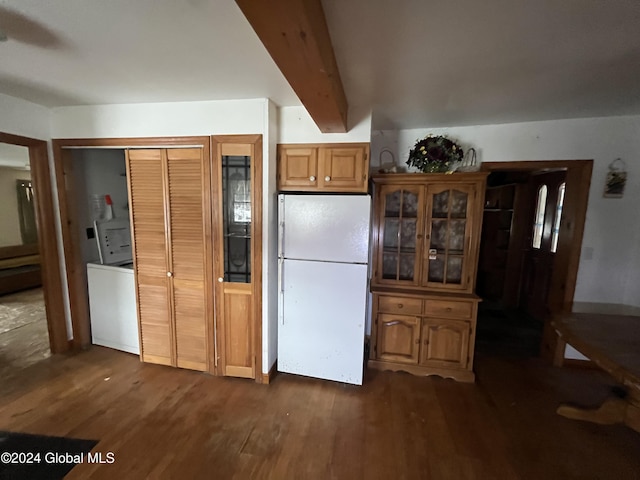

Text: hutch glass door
xmin=377 ymin=185 xmax=423 ymax=285
xmin=423 ymin=185 xmax=475 ymax=291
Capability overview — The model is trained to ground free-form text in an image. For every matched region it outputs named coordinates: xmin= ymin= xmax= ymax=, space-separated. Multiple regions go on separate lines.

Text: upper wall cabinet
xmin=277 ymin=143 xmax=370 ymax=193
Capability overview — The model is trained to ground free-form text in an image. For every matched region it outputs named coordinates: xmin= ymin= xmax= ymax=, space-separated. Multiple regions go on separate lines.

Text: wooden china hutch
xmin=369 ymin=172 xmax=488 ymax=382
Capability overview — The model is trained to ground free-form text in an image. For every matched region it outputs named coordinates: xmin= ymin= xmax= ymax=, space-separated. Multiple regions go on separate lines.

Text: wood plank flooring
xmin=1 ymin=347 xmax=639 ymax=479
xmin=0 ymin=288 xmax=50 ymax=380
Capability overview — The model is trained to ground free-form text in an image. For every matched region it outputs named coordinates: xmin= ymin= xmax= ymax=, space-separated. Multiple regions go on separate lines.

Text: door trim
xmin=52 ymin=137 xmax=211 ymax=350
xmin=0 ymin=132 xmax=68 ymax=353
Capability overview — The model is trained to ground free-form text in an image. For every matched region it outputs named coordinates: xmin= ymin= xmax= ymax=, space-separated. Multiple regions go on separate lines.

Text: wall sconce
xmin=603 ymin=158 xmax=627 ymax=198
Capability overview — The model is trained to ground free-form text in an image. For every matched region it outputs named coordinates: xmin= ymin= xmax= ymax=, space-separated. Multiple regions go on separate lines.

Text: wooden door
xmin=420 ymin=319 xmax=470 ymax=369
xmin=127 ymin=149 xmax=173 ymax=366
xmin=166 ymin=148 xmax=211 ymax=371
xmin=277 ymin=146 xmax=318 ymax=190
xmin=213 ymin=138 xmax=262 ymax=379
xmin=373 ymin=184 xmax=425 ymax=287
xmin=422 ymin=184 xmax=477 ymax=293
xmin=376 ymin=313 xmax=421 ymax=364
xmin=319 ymin=145 xmax=368 ymax=192
xmin=520 ymin=171 xmax=566 ymax=321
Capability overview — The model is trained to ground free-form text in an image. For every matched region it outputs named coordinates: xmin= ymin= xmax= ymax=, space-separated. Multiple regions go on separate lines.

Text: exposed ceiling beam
xmin=236 ymin=0 xmax=348 ymax=133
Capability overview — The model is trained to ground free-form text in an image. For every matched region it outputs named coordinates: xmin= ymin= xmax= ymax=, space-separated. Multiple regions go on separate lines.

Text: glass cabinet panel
xmin=424 ymin=186 xmax=473 ymax=289
xmin=222 ymin=155 xmax=252 ymax=283
xmin=379 ymin=186 xmax=422 ymax=283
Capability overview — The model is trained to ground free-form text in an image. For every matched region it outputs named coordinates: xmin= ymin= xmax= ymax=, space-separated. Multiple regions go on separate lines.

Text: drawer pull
xmin=397 ymin=303 xmax=403 ymax=309
xmin=384 ymin=321 xmax=401 ymax=327
xmin=446 ymin=307 xmax=452 ymax=312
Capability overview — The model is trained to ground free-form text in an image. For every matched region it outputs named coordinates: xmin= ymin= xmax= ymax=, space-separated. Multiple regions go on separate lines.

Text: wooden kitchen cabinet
xmin=277 ymin=143 xmax=369 ymax=193
xmin=420 ymin=318 xmax=471 ymax=370
xmin=370 ymin=291 xmax=479 ymax=382
xmin=376 ymin=313 xmax=421 ymax=364
xmin=369 ymin=173 xmax=487 ymax=382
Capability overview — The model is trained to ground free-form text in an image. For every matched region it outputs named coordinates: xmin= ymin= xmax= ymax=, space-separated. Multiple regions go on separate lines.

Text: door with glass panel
xmin=422 ymin=184 xmax=477 ymax=292
xmin=374 ymin=185 xmax=425 ymax=286
xmin=212 ymin=136 xmax=262 ymax=380
xmin=520 ymin=171 xmax=566 ymax=320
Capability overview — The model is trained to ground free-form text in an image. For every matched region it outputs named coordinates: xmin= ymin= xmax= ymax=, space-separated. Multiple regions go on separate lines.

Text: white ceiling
xmin=1 ymin=0 xmax=639 ymax=131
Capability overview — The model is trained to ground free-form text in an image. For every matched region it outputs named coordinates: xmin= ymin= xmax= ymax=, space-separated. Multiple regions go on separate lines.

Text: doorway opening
xmin=0 ymin=132 xmax=68 ymax=380
xmin=0 ymin=144 xmax=49 ymax=375
xmin=476 ymin=161 xmax=592 ymax=362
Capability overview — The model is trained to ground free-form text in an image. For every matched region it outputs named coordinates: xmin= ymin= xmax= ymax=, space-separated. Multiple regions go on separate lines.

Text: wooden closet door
xmin=166 ymin=148 xmax=211 ymax=371
xmin=213 ymin=137 xmax=262 ymax=380
xmin=127 ymin=149 xmax=173 ymax=366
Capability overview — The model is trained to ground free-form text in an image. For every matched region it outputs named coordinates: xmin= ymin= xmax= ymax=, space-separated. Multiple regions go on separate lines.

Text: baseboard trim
xmin=572 ymin=302 xmax=640 ymax=316
xmin=262 ymin=361 xmax=278 ymax=384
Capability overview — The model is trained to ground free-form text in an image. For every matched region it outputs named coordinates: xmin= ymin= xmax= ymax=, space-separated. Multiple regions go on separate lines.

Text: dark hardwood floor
xmin=1 ymin=347 xmax=639 ymax=479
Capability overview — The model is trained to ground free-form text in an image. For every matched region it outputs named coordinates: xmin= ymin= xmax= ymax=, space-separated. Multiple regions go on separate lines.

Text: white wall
xmin=264 ymin=100 xmax=279 ymax=373
xmin=0 ymin=167 xmax=31 ymax=247
xmin=71 ymin=149 xmax=128 ymax=264
xmin=278 ymin=105 xmax=372 ymax=143
xmin=51 ymin=99 xmax=265 ymax=138
xmin=0 ymin=93 xmax=51 ymax=140
xmin=371 ymin=115 xmax=640 ymax=309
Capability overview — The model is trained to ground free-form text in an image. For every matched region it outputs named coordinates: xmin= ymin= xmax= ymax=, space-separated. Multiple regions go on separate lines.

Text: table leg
xmin=557 ymin=394 xmax=640 ymax=433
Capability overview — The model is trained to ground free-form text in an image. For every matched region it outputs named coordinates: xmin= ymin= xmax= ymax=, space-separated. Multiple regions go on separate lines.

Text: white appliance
xmin=94 ymin=218 xmax=132 ymax=266
xmin=277 ymin=194 xmax=371 ymax=385
xmin=87 ymin=218 xmax=139 ymax=355
xmin=87 ymin=262 xmax=139 ymax=354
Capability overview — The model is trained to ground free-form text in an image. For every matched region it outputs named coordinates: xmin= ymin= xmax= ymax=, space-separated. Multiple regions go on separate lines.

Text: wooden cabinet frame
xmin=278 ymin=143 xmax=369 ymax=192
xmin=369 ymin=173 xmax=487 ymax=383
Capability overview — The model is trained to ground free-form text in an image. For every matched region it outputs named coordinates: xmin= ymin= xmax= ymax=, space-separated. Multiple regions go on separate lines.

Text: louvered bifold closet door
xmin=127 ymin=149 xmax=173 ymax=366
xmin=166 ymin=148 xmax=210 ymax=371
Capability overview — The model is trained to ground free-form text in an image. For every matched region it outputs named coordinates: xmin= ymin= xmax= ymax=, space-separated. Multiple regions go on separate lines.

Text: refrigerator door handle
xmin=278 ymin=195 xmax=285 ymax=258
xmin=278 ymin=258 xmax=284 ymax=294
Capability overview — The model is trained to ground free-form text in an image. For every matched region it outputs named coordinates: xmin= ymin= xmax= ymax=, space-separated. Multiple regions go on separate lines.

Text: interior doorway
xmin=476 ymin=160 xmax=592 ymax=362
xmin=0 ymin=132 xmax=68 ymax=365
xmin=0 ymin=143 xmax=50 ymax=374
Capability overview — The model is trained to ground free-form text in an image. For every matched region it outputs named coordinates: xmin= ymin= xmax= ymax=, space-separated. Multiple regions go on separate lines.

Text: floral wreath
xmin=406 ymin=135 xmax=464 ymax=172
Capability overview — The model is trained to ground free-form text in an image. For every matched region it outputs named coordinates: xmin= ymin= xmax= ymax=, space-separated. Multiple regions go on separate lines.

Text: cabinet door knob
xmin=325 ymin=176 xmax=331 ymax=182
xmin=415 ymin=339 xmax=420 ymax=344
xmin=397 ymin=303 xmax=403 ymax=309
xmin=218 ymin=277 xmax=224 ymax=283
xmin=446 ymin=307 xmax=452 ymax=312
xmin=166 ymin=272 xmax=173 ymax=277
xmin=309 ymin=175 xmax=316 ymax=181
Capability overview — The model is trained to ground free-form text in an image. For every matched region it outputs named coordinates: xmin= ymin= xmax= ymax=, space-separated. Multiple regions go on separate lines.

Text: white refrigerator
xmin=277 ymin=194 xmax=371 ymax=385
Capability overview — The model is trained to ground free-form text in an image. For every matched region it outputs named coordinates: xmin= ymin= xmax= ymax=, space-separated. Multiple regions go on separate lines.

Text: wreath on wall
xmin=406 ymin=135 xmax=465 ymax=173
